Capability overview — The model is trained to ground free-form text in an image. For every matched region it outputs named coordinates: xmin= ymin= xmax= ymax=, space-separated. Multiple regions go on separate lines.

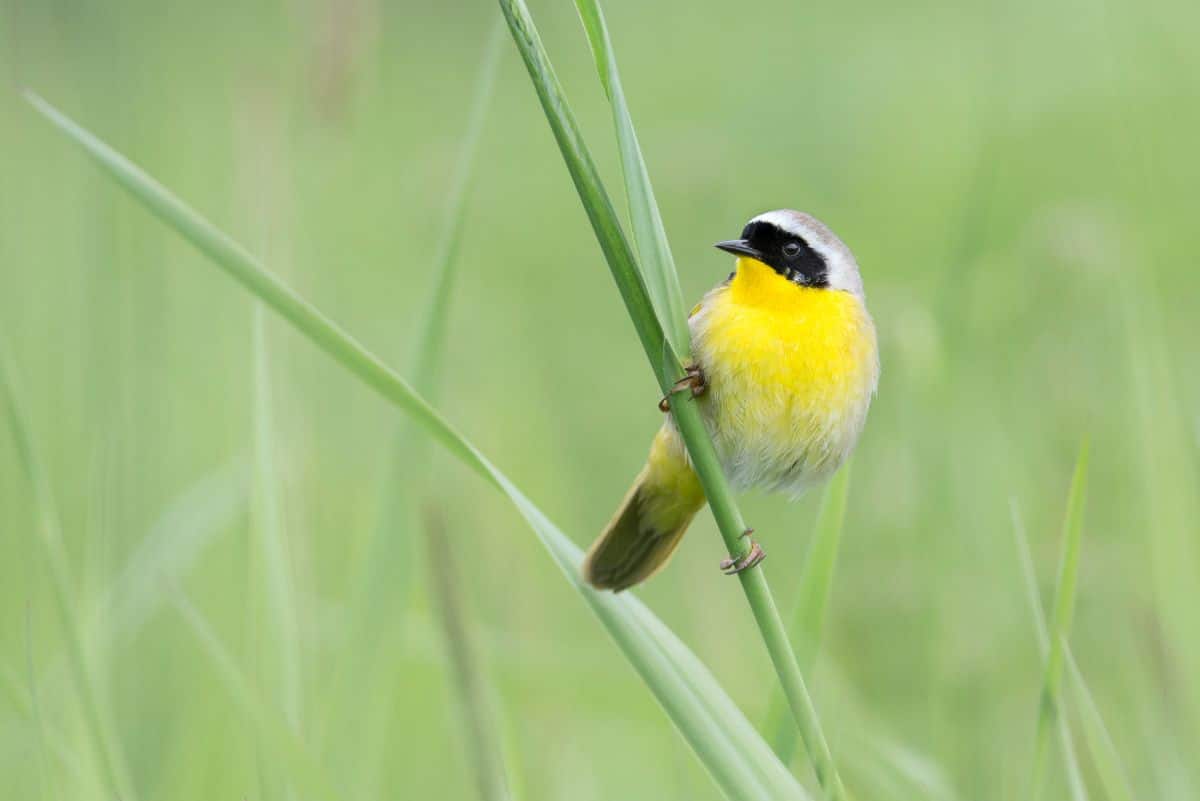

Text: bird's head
xmin=715 ymin=209 xmax=863 ymax=296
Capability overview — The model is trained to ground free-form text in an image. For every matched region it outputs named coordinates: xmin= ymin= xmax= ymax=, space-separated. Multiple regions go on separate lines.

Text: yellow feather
xmin=585 ymin=252 xmax=878 ymax=590
xmin=687 ymin=256 xmax=878 ymax=494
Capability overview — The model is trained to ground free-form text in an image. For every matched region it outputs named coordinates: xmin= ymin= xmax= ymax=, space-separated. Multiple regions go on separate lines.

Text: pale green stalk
xmin=168 ymin=589 xmax=337 ymax=799
xmin=1119 ymin=285 xmax=1200 ymax=752
xmin=250 ymin=305 xmax=301 ymax=801
xmin=356 ymin=15 xmax=504 ymax=643
xmin=767 ymin=466 xmax=853 ymax=763
xmin=339 ymin=24 xmax=507 ymax=794
xmin=0 ymin=339 xmax=136 ymax=801
xmin=498 ymin=1 xmax=846 ymax=795
xmin=25 ymin=91 xmax=807 ymax=801
xmin=1067 ymin=656 xmax=1137 ymax=801
xmin=1029 ymin=441 xmax=1090 ymax=801
xmin=33 ymin=460 xmax=248 ymax=718
xmin=25 ymin=607 xmax=54 ymax=801
xmin=572 ymin=0 xmax=690 ymax=356
xmin=1013 ymin=501 xmax=1137 ymax=801
xmin=1 ymin=664 xmax=86 ymax=789
xmin=424 ymin=509 xmax=513 ymax=801
xmin=252 ymin=305 xmax=303 ymax=732
xmin=1011 ymin=501 xmax=1089 ymax=801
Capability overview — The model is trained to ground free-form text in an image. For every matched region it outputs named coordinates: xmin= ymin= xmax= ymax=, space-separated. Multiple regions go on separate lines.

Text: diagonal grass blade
xmin=1029 ymin=440 xmax=1090 ymax=801
xmin=25 ymin=90 xmax=807 ymax=801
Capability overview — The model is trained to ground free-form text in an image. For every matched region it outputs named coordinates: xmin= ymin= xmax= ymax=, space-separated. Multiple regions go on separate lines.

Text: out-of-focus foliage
xmin=1 ymin=0 xmax=1197 ymax=798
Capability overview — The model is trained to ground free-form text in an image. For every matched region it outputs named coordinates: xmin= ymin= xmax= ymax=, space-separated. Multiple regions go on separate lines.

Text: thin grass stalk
xmin=250 ymin=306 xmax=302 ymax=801
xmin=3 ymin=644 xmax=91 ymax=788
xmin=29 ymin=460 xmax=248 ymax=716
xmin=1029 ymin=441 xmax=1090 ymax=801
xmin=25 ymin=606 xmax=54 ymax=801
xmin=25 ymin=91 xmax=807 ymax=801
xmin=1066 ymin=656 xmax=1137 ymax=801
xmin=356 ymin=15 xmax=503 ymax=641
xmin=1118 ymin=285 xmax=1200 ymax=754
xmin=424 ymin=508 xmax=513 ymax=801
xmin=167 ymin=588 xmax=338 ymax=799
xmin=335 ymin=25 xmax=503 ymax=787
xmin=0 ymin=339 xmax=136 ymax=801
xmin=1011 ymin=502 xmax=1090 ymax=801
xmin=1013 ymin=501 xmax=1137 ymax=801
xmin=766 ymin=465 xmax=852 ymax=763
xmin=572 ymin=0 xmax=689 ymax=355
xmin=496 ymin=2 xmax=847 ymax=796
xmin=252 ymin=305 xmax=304 ymax=732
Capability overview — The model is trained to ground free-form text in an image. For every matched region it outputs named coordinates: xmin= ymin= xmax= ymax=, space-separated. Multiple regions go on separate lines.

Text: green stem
xmin=673 ymin=400 xmax=847 ymax=801
xmin=496 ymin=1 xmax=847 ymax=795
xmin=25 ymin=89 xmax=812 ymax=801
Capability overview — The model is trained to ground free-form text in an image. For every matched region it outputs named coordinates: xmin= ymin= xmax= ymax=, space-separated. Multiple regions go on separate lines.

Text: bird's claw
xmin=719 ymin=529 xmax=766 ymax=575
xmin=659 ymin=364 xmax=708 ymax=413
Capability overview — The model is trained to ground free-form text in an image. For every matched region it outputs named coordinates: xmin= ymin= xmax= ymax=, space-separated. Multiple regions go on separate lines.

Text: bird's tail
xmin=583 ymin=426 xmax=707 ymax=591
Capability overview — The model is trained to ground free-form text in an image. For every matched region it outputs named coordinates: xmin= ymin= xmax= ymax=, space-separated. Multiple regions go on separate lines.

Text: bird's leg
xmin=658 ymin=364 xmax=708 ymax=412
xmin=719 ymin=529 xmax=766 ymax=575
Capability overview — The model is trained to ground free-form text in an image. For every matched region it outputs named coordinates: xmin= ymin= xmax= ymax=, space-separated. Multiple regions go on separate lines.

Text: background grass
xmin=2 ymin=0 xmax=1199 ymax=799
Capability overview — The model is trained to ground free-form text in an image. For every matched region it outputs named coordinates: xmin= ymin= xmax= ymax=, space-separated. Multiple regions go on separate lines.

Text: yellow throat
xmin=690 ymin=255 xmax=878 ymax=491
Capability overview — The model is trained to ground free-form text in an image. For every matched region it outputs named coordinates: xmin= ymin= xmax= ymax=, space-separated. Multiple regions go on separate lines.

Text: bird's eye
xmin=782 ymin=241 xmax=803 ymax=258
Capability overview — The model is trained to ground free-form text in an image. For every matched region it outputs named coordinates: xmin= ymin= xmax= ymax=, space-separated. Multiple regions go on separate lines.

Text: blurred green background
xmin=2 ymin=0 xmax=1199 ymax=799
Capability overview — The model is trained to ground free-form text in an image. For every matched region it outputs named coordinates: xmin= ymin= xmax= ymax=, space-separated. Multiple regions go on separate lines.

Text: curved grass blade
xmin=168 ymin=588 xmax=338 ymax=799
xmin=496 ymin=2 xmax=847 ymax=795
xmin=766 ymin=464 xmax=852 ymax=763
xmin=104 ymin=458 xmax=249 ymax=637
xmin=25 ymin=91 xmax=807 ymax=801
xmin=1029 ymin=440 xmax=1090 ymax=801
xmin=572 ymin=0 xmax=689 ymax=357
xmin=0 ymin=339 xmax=137 ymax=801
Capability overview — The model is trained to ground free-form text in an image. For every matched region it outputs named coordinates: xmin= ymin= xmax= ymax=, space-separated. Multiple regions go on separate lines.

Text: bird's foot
xmin=658 ymin=364 xmax=708 ymax=412
xmin=719 ymin=529 xmax=766 ymax=575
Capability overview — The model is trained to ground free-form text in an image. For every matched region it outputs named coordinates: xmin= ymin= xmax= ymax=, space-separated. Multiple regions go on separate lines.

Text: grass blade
xmin=424 ymin=508 xmax=513 ymax=801
xmin=1 ymin=663 xmax=87 ymax=790
xmin=1067 ymin=656 xmax=1137 ymax=801
xmin=1029 ymin=440 xmax=1090 ymax=801
xmin=104 ymin=458 xmax=249 ymax=638
xmin=0 ymin=338 xmax=136 ymax=801
xmin=497 ymin=2 xmax=848 ymax=795
xmin=24 ymin=607 xmax=54 ymax=801
xmin=493 ymin=0 xmax=675 ymax=383
xmin=766 ymin=465 xmax=853 ymax=762
xmin=332 ymin=24 xmax=505 ymax=788
xmin=251 ymin=305 xmax=304 ymax=732
xmin=1013 ymin=501 xmax=1137 ymax=801
xmin=355 ymin=15 xmax=503 ymax=646
xmin=167 ymin=588 xmax=337 ymax=799
xmin=1012 ymin=501 xmax=1090 ymax=801
xmin=572 ymin=0 xmax=689 ymax=356
xmin=26 ymin=91 xmax=806 ymax=801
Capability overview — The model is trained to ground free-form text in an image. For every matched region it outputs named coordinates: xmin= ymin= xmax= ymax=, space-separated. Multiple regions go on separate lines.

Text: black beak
xmin=714 ymin=239 xmax=762 ymax=259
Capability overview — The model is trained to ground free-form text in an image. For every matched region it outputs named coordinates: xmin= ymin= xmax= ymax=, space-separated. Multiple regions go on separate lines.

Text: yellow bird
xmin=583 ymin=210 xmax=879 ymax=591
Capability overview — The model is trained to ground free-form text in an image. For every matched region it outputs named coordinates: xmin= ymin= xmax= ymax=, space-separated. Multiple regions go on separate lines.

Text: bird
xmin=582 ymin=210 xmax=879 ymax=591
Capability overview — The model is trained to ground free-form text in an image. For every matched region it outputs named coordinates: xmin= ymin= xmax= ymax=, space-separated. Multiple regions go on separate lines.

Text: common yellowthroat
xmin=583 ymin=210 xmax=879 ymax=591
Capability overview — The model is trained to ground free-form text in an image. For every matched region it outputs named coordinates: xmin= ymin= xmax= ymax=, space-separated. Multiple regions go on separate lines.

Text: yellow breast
xmin=688 ymin=257 xmax=878 ymax=494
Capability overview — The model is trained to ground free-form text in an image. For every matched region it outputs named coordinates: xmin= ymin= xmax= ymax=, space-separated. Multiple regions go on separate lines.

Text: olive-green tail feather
xmin=583 ymin=466 xmax=700 ymax=592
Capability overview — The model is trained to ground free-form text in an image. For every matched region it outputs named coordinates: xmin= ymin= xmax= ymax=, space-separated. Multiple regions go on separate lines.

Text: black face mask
xmin=739 ymin=220 xmax=829 ymax=287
